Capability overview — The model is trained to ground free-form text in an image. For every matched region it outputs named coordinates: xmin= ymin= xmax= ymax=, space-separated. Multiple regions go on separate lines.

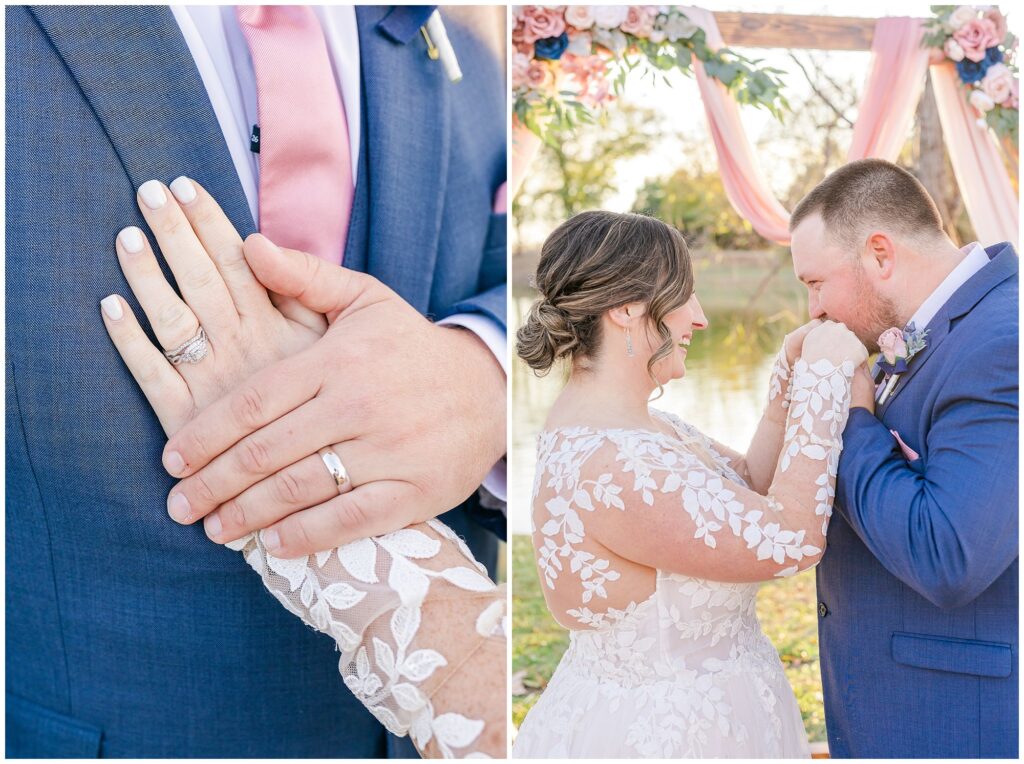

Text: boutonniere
xmin=877 ymin=322 xmax=928 ymax=405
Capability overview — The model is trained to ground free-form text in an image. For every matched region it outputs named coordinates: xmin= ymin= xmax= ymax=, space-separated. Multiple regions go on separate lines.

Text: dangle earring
xmin=625 ymin=325 xmax=634 ymax=357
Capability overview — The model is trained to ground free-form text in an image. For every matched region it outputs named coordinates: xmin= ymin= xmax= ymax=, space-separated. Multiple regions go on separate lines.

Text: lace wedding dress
xmin=513 ymin=352 xmax=856 ymax=758
xmin=226 ymin=517 xmax=506 ymax=758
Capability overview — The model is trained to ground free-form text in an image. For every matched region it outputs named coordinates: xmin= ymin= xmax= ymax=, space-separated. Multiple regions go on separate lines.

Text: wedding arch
xmin=511 ymin=7 xmax=1019 ymax=246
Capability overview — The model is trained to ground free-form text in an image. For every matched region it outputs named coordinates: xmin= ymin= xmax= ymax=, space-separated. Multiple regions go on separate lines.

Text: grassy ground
xmin=511 ymin=535 xmax=826 ymax=742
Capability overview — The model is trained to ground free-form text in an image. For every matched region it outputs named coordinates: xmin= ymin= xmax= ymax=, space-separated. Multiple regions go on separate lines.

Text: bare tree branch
xmin=787 ymin=52 xmax=855 ymax=128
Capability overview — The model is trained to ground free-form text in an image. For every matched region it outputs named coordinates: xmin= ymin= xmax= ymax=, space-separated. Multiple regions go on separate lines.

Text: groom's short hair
xmin=790 ymin=159 xmax=944 ymax=250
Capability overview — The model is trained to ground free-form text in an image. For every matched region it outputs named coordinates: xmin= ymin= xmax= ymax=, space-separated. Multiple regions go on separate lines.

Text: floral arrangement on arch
xmin=924 ymin=5 xmax=1018 ymax=143
xmin=512 ymin=6 xmax=788 ymax=140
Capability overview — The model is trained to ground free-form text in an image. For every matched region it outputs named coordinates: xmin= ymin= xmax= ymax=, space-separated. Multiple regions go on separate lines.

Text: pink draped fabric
xmin=510 ymin=119 xmax=543 ymax=201
xmin=685 ymin=6 xmax=791 ymax=244
xmin=687 ymin=11 xmax=935 ymax=244
xmin=930 ymin=62 xmax=1019 ymax=244
xmin=847 ymin=18 xmax=930 ymax=161
xmin=511 ymin=9 xmax=1018 ymax=246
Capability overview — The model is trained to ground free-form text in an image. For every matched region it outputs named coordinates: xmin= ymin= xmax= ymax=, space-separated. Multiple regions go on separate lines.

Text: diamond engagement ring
xmin=318 ymin=447 xmax=352 ymax=494
xmin=163 ymin=327 xmax=209 ymax=365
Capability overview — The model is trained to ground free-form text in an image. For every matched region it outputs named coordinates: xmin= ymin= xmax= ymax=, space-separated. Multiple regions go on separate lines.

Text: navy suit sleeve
xmin=835 ymin=333 xmax=1018 ymax=609
xmin=449 ymin=283 xmax=507 ymax=331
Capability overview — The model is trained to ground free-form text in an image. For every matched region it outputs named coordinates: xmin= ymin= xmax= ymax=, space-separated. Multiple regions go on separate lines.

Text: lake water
xmin=510 ymin=288 xmax=799 ymax=535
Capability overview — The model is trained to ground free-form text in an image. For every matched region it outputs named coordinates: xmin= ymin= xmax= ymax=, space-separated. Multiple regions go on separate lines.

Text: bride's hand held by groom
xmin=102 ymin=176 xmax=507 ymax=559
xmin=156 ymin=228 xmax=506 ymax=560
xmin=776 ymin=317 xmax=872 ymax=413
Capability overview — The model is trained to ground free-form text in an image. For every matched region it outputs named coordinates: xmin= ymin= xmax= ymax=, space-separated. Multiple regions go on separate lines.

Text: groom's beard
xmin=845 ymin=264 xmax=901 ymax=353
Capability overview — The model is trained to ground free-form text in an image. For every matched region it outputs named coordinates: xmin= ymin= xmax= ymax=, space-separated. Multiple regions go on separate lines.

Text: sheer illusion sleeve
xmin=692 ymin=345 xmax=795 ymax=492
xmin=226 ymin=518 xmax=505 ymax=758
xmin=579 ymin=356 xmax=857 ymax=583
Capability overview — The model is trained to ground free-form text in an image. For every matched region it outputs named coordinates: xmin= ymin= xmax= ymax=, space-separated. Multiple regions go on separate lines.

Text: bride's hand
xmin=100 ymin=177 xmax=326 ymax=436
xmin=783 ymin=318 xmax=823 ymax=365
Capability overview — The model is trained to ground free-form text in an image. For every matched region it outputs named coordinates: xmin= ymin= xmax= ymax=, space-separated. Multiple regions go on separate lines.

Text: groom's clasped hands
xmin=103 ymin=177 xmax=506 ymax=559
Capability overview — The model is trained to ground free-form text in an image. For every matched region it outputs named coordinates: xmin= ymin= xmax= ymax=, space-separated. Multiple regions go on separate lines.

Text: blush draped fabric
xmin=688 ymin=9 xmax=1017 ymax=246
xmin=512 ymin=9 xmax=1018 ymax=248
xmin=930 ymin=62 xmax=1019 ymax=244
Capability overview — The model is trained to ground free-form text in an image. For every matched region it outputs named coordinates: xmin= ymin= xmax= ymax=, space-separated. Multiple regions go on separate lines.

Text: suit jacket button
xmin=818 ymin=601 xmax=829 ymax=618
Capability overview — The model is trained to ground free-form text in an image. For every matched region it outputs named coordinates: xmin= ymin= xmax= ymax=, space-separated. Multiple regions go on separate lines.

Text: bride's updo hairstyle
xmin=517 ymin=210 xmax=694 ymax=382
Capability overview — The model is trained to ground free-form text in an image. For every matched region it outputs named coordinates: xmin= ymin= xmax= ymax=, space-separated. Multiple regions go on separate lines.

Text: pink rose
xmin=526 ymin=60 xmax=555 ymax=91
xmin=565 ymin=6 xmax=595 ymax=30
xmin=953 ymin=18 xmax=1000 ymax=63
xmin=984 ymin=8 xmax=1008 ymax=43
xmin=878 ymin=328 xmax=907 ymax=366
xmin=944 ymin=37 xmax=966 ymax=62
xmin=981 ymin=63 xmax=1014 ymax=105
xmin=621 ymin=6 xmax=655 ymax=38
xmin=519 ymin=6 xmax=567 ymax=44
xmin=1010 ymin=79 xmax=1019 ymax=110
xmin=512 ymin=51 xmax=531 ymax=89
xmin=511 ymin=18 xmax=535 ymax=56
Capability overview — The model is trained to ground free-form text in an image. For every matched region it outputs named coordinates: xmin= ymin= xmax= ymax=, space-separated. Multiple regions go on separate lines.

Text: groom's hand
xmin=160 ymin=235 xmax=506 ymax=557
xmin=851 ymin=362 xmax=876 ymax=413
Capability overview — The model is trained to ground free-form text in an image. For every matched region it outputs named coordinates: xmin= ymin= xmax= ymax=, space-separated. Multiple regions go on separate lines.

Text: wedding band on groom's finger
xmin=201 ymin=444 xmax=359 ymax=545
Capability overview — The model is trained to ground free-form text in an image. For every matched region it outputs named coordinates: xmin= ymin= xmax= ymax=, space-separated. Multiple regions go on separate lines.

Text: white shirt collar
xmin=908 ymin=242 xmax=990 ymax=331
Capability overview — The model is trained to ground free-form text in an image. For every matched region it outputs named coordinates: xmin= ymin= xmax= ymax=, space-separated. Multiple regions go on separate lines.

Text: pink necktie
xmin=236 ymin=6 xmax=353 ymax=265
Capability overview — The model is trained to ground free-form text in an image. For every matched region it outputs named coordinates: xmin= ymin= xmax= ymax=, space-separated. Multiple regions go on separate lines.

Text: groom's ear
xmin=864 ymin=232 xmax=897 ymax=280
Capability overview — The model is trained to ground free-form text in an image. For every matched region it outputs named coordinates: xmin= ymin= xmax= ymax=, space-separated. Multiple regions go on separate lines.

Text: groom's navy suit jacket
xmin=6 ymin=6 xmax=505 ymax=758
xmin=820 ymin=243 xmax=1018 ymax=758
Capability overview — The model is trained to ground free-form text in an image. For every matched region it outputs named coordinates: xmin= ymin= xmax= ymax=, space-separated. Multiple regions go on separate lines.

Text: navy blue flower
xmin=957 ymin=57 xmax=988 ymax=84
xmin=985 ymin=46 xmax=1003 ymax=66
xmin=535 ymin=33 xmax=569 ymax=61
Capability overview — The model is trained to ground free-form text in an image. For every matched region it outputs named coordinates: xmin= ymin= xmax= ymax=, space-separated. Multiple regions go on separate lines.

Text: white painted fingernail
xmin=170 ymin=176 xmax=197 ymax=205
xmin=139 ymin=180 xmax=166 ymax=210
xmin=118 ymin=226 xmax=144 ymax=254
xmin=100 ymin=295 xmax=123 ymax=321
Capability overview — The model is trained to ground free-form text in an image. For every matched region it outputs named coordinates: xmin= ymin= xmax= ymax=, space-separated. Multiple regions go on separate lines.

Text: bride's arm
xmin=229 ymin=521 xmax=505 ymax=758
xmin=583 ymin=323 xmax=865 ymax=582
xmin=100 ymin=180 xmax=505 ymax=758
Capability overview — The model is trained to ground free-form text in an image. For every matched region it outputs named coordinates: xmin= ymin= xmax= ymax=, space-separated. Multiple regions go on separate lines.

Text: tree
xmin=632 ymin=164 xmax=769 ymax=250
xmin=512 ymin=103 xmax=663 ymax=245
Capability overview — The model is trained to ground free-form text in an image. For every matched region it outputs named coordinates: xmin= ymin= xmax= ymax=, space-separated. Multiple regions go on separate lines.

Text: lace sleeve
xmin=225 ymin=519 xmax=505 ymax=758
xmin=580 ymin=357 xmax=856 ymax=582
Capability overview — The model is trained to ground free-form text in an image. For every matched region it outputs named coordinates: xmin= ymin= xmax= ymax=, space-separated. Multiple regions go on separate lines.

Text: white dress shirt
xmin=908 ymin=242 xmax=990 ymax=331
xmin=171 ymin=6 xmax=507 ymax=501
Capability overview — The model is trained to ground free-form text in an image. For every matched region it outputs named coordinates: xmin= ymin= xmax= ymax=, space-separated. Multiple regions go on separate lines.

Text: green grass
xmin=511 ymin=535 xmax=826 ymax=742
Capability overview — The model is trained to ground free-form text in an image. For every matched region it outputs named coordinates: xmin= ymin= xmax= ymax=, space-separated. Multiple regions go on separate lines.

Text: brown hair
xmin=516 ymin=211 xmax=694 ymax=383
xmin=789 ymin=159 xmax=944 ymax=248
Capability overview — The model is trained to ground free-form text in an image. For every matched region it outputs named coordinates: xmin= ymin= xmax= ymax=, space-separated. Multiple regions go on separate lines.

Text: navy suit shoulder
xmin=819 ymin=244 xmax=1018 ymax=758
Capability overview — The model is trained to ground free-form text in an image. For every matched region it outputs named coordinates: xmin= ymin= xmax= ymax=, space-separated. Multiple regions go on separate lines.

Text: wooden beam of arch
xmin=713 ymin=12 xmax=885 ymax=51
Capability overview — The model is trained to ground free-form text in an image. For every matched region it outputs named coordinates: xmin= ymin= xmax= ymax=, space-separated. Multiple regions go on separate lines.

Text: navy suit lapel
xmin=29 ymin=6 xmax=255 ymax=236
xmin=878 ymin=243 xmax=1018 ymax=416
xmin=351 ymin=6 xmax=450 ymax=310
